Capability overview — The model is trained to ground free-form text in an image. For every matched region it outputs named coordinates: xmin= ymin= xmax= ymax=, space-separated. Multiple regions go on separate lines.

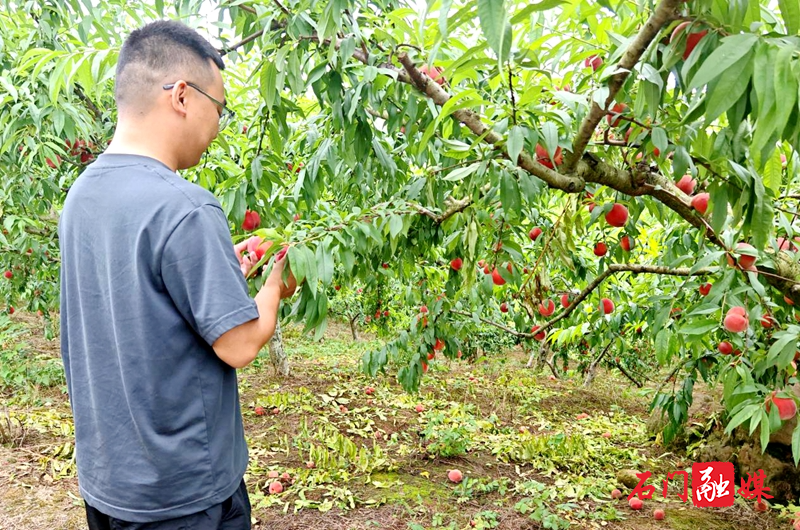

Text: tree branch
xmin=74 ymin=84 xmax=102 ymax=122
xmin=612 ymin=359 xmax=644 ymax=387
xmin=219 ymin=29 xmax=264 ymax=56
xmin=453 ymin=264 xmax=712 ymax=340
xmin=537 ymin=264 xmax=712 ymax=336
xmin=219 ymin=21 xmax=289 ymax=56
xmin=563 ymin=0 xmax=682 ymax=172
xmin=365 ymin=107 xmax=388 ymax=120
xmin=225 ymin=3 xmax=257 ymax=14
xmin=450 ymin=309 xmax=530 ymax=338
xmin=396 ymin=53 xmax=584 ymax=192
xmin=272 ymin=0 xmax=291 ymax=16
xmin=410 ymin=197 xmax=473 ymax=224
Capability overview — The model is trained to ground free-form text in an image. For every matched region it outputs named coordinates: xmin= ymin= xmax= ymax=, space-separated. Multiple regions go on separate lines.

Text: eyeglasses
xmin=163 ymin=81 xmax=235 ymax=130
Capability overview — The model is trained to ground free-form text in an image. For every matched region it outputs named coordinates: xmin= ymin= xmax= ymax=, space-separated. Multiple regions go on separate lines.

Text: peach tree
xmin=2 ymin=0 xmax=800 ymax=460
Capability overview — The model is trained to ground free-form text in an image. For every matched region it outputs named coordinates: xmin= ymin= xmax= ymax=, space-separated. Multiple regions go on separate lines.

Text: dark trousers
xmin=85 ymin=479 xmax=251 ymax=530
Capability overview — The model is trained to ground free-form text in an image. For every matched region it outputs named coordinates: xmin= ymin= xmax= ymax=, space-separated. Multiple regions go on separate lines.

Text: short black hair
xmin=115 ymin=20 xmax=225 ymax=112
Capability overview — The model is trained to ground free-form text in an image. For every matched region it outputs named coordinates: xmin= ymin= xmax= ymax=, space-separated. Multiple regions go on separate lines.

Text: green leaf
xmin=760 ymin=410 xmax=770 ymax=453
xmin=710 ymin=185 xmax=728 ymax=234
xmin=500 ymin=172 xmax=521 ymax=213
xmin=725 ymin=403 xmax=759 ymax=434
xmin=763 ymin=150 xmax=783 ymax=192
xmin=250 ymin=155 xmax=263 ymax=190
xmin=510 ymin=0 xmax=567 ymax=24
xmin=655 ymin=328 xmax=672 ymax=365
xmin=702 ymin=50 xmax=753 ymax=123
xmin=477 ymin=0 xmax=506 ymax=59
xmin=793 ymin=422 xmax=800 ymax=465
xmin=651 ymin=127 xmax=668 ymax=155
xmin=507 ymin=125 xmax=524 ymax=165
xmin=288 ymin=246 xmax=308 ymax=285
xmin=439 ymin=0 xmax=453 ymax=36
xmin=301 ymin=245 xmax=318 ymax=297
xmin=372 ymin=137 xmax=397 ymax=176
xmin=779 ymin=0 xmax=800 ymax=35
xmin=498 ymin=21 xmax=512 ymax=65
xmin=752 ymin=44 xmax=778 ymax=157
xmin=767 ymin=330 xmax=800 ymax=370
xmin=339 ymin=35 xmax=355 ymax=61
xmin=443 ymin=162 xmax=480 ymax=182
xmin=690 ymin=250 xmax=725 ymax=274
xmin=260 ymin=60 xmax=278 ymax=109
xmin=541 ymin=122 xmax=559 ymax=159
xmin=389 ymin=215 xmax=403 ymax=239
xmin=678 ymin=318 xmax=718 ymax=336
xmin=689 ymin=34 xmax=759 ymax=90
xmin=749 ymin=173 xmax=773 ymax=249
xmin=316 ymin=242 xmax=334 ymax=285
xmin=466 ymin=220 xmax=478 ymax=258
xmin=772 ymin=45 xmax=798 ymax=140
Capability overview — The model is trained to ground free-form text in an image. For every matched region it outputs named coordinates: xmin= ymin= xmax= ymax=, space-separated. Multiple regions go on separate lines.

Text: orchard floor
xmin=0 ymin=313 xmax=794 ymax=530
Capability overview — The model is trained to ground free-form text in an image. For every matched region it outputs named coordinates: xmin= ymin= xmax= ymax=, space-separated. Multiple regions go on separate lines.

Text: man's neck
xmin=104 ymin=120 xmax=179 ymax=171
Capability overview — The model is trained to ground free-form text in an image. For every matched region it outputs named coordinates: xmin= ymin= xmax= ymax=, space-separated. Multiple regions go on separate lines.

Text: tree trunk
xmin=527 ymin=341 xmax=552 ymax=373
xmin=583 ymin=345 xmax=609 ymax=387
xmin=268 ymin=321 xmax=290 ymax=377
xmin=349 ymin=317 xmax=360 ymax=341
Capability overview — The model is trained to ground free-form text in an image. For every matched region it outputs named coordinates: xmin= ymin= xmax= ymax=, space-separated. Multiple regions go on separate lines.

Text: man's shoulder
xmin=74 ymin=153 xmax=221 ymax=211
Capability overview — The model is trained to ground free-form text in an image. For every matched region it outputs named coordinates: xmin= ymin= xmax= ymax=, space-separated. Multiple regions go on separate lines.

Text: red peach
xmin=599 ymin=298 xmax=615 ymax=315
xmin=726 ymin=243 xmax=756 ymax=269
xmin=594 ymin=242 xmax=608 ymax=257
xmin=491 ymin=268 xmax=506 ymax=286
xmin=766 ymin=393 xmax=797 ymax=420
xmin=691 ymin=193 xmax=709 ymax=214
xmin=584 ymin=55 xmax=602 ymax=71
xmin=676 ymin=175 xmax=696 ymax=195
xmin=606 ymin=102 xmax=628 ymax=127
xmin=242 ymin=209 xmax=260 ymax=231
xmin=447 ymin=469 xmax=463 ymax=483
xmin=535 ymin=144 xmax=563 ymax=169
xmin=419 ymin=64 xmax=445 ymax=86
xmin=605 ymin=203 xmax=629 ymax=227
xmin=723 ymin=311 xmax=748 ymax=333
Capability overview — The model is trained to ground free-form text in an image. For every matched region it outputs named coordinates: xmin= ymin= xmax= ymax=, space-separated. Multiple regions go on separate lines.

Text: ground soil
xmin=0 ymin=315 xmax=794 ymax=530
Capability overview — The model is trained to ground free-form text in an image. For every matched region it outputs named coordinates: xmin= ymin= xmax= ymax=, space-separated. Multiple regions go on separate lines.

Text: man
xmin=58 ymin=20 xmax=295 ymax=529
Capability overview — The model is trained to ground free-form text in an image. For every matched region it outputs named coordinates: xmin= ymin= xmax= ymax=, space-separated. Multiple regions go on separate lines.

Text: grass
xmin=0 ymin=315 xmax=794 ymax=529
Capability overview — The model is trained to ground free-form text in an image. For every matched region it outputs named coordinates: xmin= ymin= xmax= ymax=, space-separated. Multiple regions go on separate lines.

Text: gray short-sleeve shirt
xmin=58 ymin=154 xmax=259 ymax=522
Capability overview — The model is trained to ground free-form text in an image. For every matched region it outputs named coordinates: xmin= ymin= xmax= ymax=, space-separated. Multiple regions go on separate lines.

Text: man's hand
xmin=234 ymin=235 xmax=271 ymax=277
xmin=265 ymin=249 xmax=298 ymax=299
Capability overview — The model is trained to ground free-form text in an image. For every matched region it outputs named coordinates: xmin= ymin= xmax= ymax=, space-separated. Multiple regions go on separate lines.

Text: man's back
xmin=59 ymin=153 xmax=258 ymax=523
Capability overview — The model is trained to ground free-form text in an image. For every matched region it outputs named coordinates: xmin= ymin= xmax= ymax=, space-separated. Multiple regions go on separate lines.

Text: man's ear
xmin=168 ymin=80 xmax=189 ymax=117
